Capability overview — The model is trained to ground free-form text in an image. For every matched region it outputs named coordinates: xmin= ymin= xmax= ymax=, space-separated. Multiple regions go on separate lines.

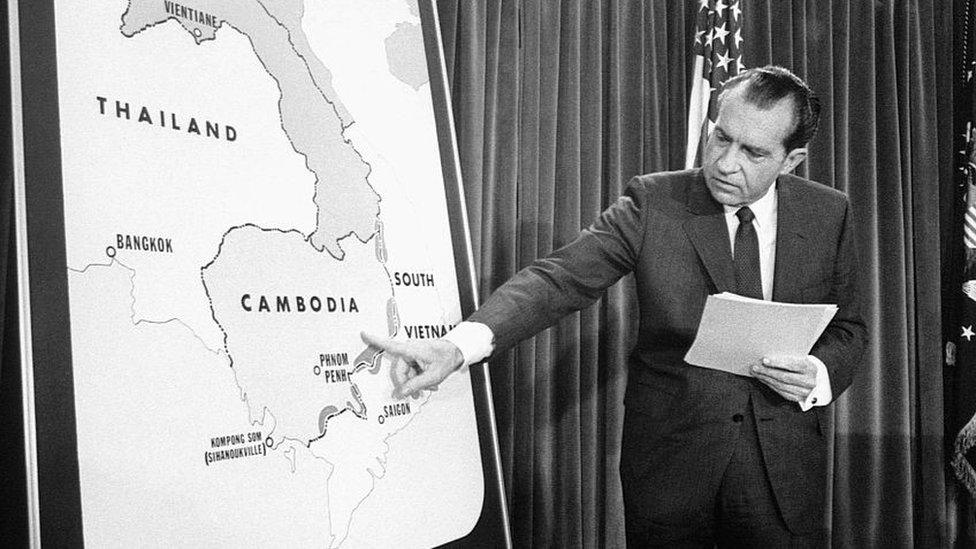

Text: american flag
xmin=684 ymin=0 xmax=744 ymax=169
xmin=954 ymin=88 xmax=976 ymax=504
xmin=951 ymin=0 xmax=976 ymax=504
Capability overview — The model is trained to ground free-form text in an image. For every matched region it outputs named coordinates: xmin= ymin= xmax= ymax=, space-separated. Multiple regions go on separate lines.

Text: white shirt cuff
xmin=441 ymin=321 xmax=495 ymax=368
xmin=799 ymin=355 xmax=833 ymax=411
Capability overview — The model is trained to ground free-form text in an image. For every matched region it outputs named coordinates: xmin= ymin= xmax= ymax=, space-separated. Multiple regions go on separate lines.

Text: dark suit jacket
xmin=469 ymin=168 xmax=866 ymax=535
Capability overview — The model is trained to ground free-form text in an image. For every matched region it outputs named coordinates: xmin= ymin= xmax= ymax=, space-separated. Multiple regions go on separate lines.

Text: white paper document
xmin=683 ymin=292 xmax=838 ymax=376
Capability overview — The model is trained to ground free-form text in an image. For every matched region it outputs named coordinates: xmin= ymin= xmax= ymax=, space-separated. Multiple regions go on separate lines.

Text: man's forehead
xmin=716 ymin=91 xmax=794 ymax=151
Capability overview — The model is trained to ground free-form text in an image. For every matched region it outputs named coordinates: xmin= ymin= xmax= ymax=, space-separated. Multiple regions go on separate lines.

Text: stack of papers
xmin=683 ymin=292 xmax=837 ymax=377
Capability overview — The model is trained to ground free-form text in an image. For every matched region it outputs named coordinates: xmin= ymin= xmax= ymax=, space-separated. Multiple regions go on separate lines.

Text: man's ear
xmin=780 ymin=147 xmax=808 ymax=174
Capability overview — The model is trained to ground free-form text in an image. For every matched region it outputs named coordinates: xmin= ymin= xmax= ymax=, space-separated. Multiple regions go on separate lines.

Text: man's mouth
xmin=710 ymin=177 xmax=738 ymax=189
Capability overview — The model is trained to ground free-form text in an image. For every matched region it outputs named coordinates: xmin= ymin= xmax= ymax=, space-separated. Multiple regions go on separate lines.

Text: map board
xmin=8 ymin=0 xmax=510 ymax=546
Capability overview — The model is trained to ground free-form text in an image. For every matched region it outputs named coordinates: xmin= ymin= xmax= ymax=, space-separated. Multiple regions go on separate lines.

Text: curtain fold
xmin=436 ymin=0 xmax=953 ymax=546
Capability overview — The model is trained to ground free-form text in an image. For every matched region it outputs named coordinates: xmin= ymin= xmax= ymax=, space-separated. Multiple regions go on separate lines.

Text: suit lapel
xmin=683 ymin=174 xmax=735 ymax=294
xmin=772 ymin=177 xmax=807 ymax=302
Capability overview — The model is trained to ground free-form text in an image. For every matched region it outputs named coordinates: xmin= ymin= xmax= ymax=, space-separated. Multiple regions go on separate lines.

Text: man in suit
xmin=363 ymin=66 xmax=866 ymax=546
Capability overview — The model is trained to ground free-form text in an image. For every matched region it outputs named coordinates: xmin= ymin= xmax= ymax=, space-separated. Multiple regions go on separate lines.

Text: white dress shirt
xmin=723 ymin=182 xmax=777 ymax=301
xmin=443 ymin=183 xmax=832 ymax=411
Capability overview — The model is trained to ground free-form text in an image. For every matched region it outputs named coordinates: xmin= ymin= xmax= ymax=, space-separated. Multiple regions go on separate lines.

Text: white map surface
xmin=54 ymin=1 xmax=484 ymax=546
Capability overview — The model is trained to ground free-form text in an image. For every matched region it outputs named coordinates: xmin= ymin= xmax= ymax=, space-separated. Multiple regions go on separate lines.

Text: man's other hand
xmin=750 ymin=355 xmax=817 ymax=403
xmin=360 ymin=332 xmax=464 ymax=398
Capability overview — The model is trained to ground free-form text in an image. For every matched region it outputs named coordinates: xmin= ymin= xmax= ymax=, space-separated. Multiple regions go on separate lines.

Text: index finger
xmin=761 ymin=355 xmax=813 ymax=373
xmin=360 ymin=331 xmax=413 ymax=359
xmin=399 ymin=368 xmax=443 ymax=398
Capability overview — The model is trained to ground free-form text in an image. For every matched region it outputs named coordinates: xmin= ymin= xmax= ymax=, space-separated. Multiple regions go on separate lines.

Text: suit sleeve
xmin=810 ymin=200 xmax=867 ymax=398
xmin=467 ymin=177 xmax=648 ymax=354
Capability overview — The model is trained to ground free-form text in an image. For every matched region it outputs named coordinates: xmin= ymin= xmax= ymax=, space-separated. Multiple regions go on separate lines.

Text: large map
xmin=54 ymin=1 xmax=484 ymax=546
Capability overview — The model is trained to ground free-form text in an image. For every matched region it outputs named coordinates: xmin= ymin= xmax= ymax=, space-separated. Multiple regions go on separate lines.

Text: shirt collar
xmin=722 ymin=181 xmax=777 ymax=229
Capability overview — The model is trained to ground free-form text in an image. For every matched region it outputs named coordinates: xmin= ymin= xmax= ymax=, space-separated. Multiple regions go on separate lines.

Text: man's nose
xmin=716 ymin=146 xmax=740 ymax=174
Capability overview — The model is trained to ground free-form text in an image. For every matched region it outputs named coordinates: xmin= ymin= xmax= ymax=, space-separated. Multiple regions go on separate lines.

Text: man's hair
xmin=719 ymin=65 xmax=821 ymax=152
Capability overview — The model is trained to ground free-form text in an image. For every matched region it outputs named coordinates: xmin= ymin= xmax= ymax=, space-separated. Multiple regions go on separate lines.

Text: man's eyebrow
xmin=713 ymin=126 xmax=773 ymax=156
xmin=743 ymin=143 xmax=771 ymax=156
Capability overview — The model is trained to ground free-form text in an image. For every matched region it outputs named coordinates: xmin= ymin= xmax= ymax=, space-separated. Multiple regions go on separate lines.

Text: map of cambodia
xmin=201 ymin=225 xmax=395 ymax=444
xmin=201 ymin=224 xmax=431 ymax=546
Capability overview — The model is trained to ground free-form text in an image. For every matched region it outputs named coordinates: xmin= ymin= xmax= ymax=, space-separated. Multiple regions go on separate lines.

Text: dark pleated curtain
xmin=746 ymin=3 xmax=953 ymax=547
xmin=436 ymin=0 xmax=956 ymax=547
xmin=438 ymin=1 xmax=693 ymax=545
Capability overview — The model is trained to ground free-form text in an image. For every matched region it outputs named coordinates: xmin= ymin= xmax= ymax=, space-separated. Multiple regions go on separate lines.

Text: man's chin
xmin=705 ymin=181 xmax=744 ymax=207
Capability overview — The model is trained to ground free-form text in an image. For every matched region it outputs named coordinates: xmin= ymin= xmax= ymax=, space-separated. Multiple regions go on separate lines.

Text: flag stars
xmin=713 ymin=22 xmax=730 ymax=44
xmin=963 ymin=325 xmax=975 ymax=342
xmin=688 ymin=0 xmax=741 ymax=168
xmin=716 ymin=51 xmax=733 ymax=71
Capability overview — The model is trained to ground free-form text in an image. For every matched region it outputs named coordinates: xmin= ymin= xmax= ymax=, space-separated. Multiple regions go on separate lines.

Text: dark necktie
xmin=734 ymin=206 xmax=763 ymax=299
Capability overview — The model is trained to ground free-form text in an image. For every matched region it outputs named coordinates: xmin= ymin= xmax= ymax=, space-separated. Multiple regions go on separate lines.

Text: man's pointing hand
xmin=360 ymin=332 xmax=465 ymax=398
